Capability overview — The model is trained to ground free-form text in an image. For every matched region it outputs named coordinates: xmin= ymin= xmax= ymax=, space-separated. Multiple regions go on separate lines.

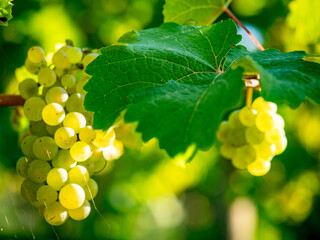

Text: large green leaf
xmin=163 ymin=0 xmax=232 ymax=26
xmin=0 ymin=0 xmax=13 ymax=26
xmin=226 ymin=46 xmax=320 ymax=108
xmin=84 ymin=19 xmax=241 ymax=131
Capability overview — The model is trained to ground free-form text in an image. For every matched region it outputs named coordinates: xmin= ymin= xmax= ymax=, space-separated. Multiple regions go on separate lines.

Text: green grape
xmin=46 ymin=168 xmax=69 ymax=191
xmin=44 ymin=201 xmax=68 ymax=226
xmin=216 ymin=121 xmax=230 ymax=143
xmin=58 ymin=45 xmax=72 ymax=53
xmin=38 ymin=67 xmax=57 ymax=87
xmin=52 ymin=51 xmax=70 ymax=69
xmin=55 ymin=67 xmax=67 ymax=78
xmin=266 ymin=127 xmax=285 ymax=144
xmin=42 ymin=103 xmax=65 ymax=126
xmin=45 ymin=86 xmax=69 ymax=107
xmin=19 ymin=78 xmax=38 ymax=99
xmin=25 ymin=58 xmax=44 ymax=74
xmin=46 ymin=123 xmax=62 ymax=136
xmin=75 ymin=78 xmax=88 ymax=95
xmin=253 ymin=140 xmax=276 ymax=161
xmin=70 ymin=141 xmax=92 ymax=162
xmin=68 ymin=200 xmax=91 ymax=221
xmin=102 ymin=140 xmax=124 ymax=161
xmin=63 ymin=112 xmax=86 ymax=133
xmin=21 ymin=135 xmax=38 ymax=158
xmin=92 ymin=157 xmax=107 ymax=174
xmin=59 ymin=183 xmax=85 ymax=210
xmin=256 ymin=110 xmax=277 ymax=132
xmin=29 ymin=120 xmax=49 ymax=136
xmin=88 ymin=147 xmax=103 ymax=162
xmin=239 ymin=106 xmax=257 ymax=127
xmin=52 ymin=149 xmax=77 ymax=170
xmin=227 ymin=128 xmax=247 ymax=147
xmin=36 ymin=185 xmax=58 ymax=206
xmin=54 ymin=127 xmax=77 ymax=149
xmin=66 ymin=93 xmax=85 ymax=113
xmin=82 ymin=52 xmax=99 ymax=69
xmin=61 ymin=74 xmax=76 ymax=89
xmin=228 ymin=110 xmax=244 ymax=128
xmin=92 ymin=129 xmax=115 ymax=148
xmin=27 ymin=46 xmax=45 ymax=63
xmin=27 ymin=159 xmax=51 ymax=183
xmin=247 ymin=159 xmax=271 ymax=176
xmin=83 ymin=178 xmax=98 ymax=200
xmin=16 ymin=156 xmax=33 ymax=178
xmin=68 ymin=165 xmax=89 ymax=186
xmin=21 ymin=178 xmax=43 ymax=202
xmin=245 ymin=126 xmax=265 ymax=145
xmin=274 ymin=137 xmax=287 ymax=155
xmin=220 ymin=144 xmax=236 ymax=159
xmin=79 ymin=126 xmax=96 ymax=144
xmin=231 ymin=145 xmax=256 ymax=169
xmin=33 ymin=136 xmax=58 ymax=161
xmin=66 ymin=47 xmax=83 ymax=64
xmin=252 ymin=97 xmax=277 ymax=113
xmin=275 ymin=114 xmax=285 ymax=129
xmin=83 ymin=112 xmax=93 ymax=126
xmin=23 ymin=97 xmax=46 ymax=121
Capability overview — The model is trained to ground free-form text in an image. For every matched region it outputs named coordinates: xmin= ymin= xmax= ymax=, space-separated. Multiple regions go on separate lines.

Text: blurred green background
xmin=1 ymin=0 xmax=320 ymax=239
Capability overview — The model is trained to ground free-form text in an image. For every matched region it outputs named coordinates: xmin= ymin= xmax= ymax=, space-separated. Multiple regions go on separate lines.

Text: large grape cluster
xmin=217 ymin=97 xmax=287 ymax=176
xmin=16 ymin=43 xmax=124 ymax=226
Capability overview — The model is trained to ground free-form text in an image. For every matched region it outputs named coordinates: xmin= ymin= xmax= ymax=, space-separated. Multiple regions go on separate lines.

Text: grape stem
xmin=224 ymin=7 xmax=265 ymax=51
xmin=0 ymin=94 xmax=25 ymax=106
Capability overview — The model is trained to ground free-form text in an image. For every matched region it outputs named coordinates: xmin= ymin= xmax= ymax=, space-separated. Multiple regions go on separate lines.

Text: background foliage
xmin=0 ymin=0 xmax=320 ymax=239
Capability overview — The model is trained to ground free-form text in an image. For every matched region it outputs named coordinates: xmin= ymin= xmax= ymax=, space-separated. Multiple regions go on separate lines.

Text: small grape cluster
xmin=16 ymin=43 xmax=124 ymax=226
xmin=217 ymin=97 xmax=287 ymax=176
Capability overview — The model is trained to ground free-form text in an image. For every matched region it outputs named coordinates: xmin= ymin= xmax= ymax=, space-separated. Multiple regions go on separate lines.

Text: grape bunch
xmin=16 ymin=43 xmax=124 ymax=226
xmin=217 ymin=97 xmax=287 ymax=176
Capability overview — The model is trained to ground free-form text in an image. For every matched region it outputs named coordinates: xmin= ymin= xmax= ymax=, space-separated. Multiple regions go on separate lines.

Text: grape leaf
xmin=125 ymin=68 xmax=244 ymax=157
xmin=0 ymin=0 xmax=13 ymax=26
xmin=225 ymin=46 xmax=320 ymax=108
xmin=84 ymin=19 xmax=241 ymax=132
xmin=163 ymin=0 xmax=232 ymax=26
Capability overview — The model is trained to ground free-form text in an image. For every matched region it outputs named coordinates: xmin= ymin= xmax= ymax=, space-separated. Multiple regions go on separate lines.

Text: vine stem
xmin=224 ymin=7 xmax=265 ymax=51
xmin=0 ymin=94 xmax=25 ymax=106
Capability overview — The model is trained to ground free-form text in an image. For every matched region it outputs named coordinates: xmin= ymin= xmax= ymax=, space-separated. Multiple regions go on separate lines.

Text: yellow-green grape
xmin=23 ymin=97 xmax=46 ymax=121
xmin=83 ymin=178 xmax=98 ymax=200
xmin=274 ymin=137 xmax=287 ymax=155
xmin=239 ymin=106 xmax=257 ymax=127
xmin=83 ymin=112 xmax=93 ymax=126
xmin=102 ymin=140 xmax=124 ymax=161
xmin=55 ymin=67 xmax=67 ymax=78
xmin=28 ymin=46 xmax=45 ymax=63
xmin=21 ymin=135 xmax=38 ymax=158
xmin=66 ymin=93 xmax=84 ymax=113
xmin=275 ymin=113 xmax=285 ymax=129
xmin=253 ymin=140 xmax=276 ymax=161
xmin=63 ymin=112 xmax=86 ymax=133
xmin=79 ymin=126 xmax=96 ymax=144
xmin=44 ymin=201 xmax=68 ymax=226
xmin=70 ymin=141 xmax=92 ymax=162
xmin=92 ymin=129 xmax=115 ymax=148
xmin=36 ymin=185 xmax=58 ymax=206
xmin=16 ymin=156 xmax=33 ymax=178
xmin=61 ymin=74 xmax=76 ymax=89
xmin=25 ymin=58 xmax=44 ymax=74
xmin=46 ymin=123 xmax=62 ymax=136
xmin=227 ymin=128 xmax=247 ymax=147
xmin=27 ymin=159 xmax=51 ymax=183
xmin=47 ymin=168 xmax=69 ymax=191
xmin=66 ymin=47 xmax=83 ymax=64
xmin=45 ymin=86 xmax=69 ymax=107
xmin=228 ymin=110 xmax=244 ymax=128
xmin=52 ymin=149 xmax=77 ymax=170
xmin=58 ymin=45 xmax=72 ymax=53
xmin=82 ymin=52 xmax=99 ymax=69
xmin=19 ymin=78 xmax=39 ymax=99
xmin=54 ymin=127 xmax=77 ymax=149
xmin=33 ymin=136 xmax=58 ymax=161
xmin=231 ymin=145 xmax=256 ymax=169
xmin=75 ymin=78 xmax=88 ymax=95
xmin=87 ymin=147 xmax=103 ymax=162
xmin=52 ymin=51 xmax=70 ymax=69
xmin=256 ymin=110 xmax=277 ymax=132
xmin=42 ymin=103 xmax=65 ymax=126
xmin=216 ymin=121 xmax=230 ymax=143
xmin=220 ymin=144 xmax=236 ymax=159
xmin=29 ymin=120 xmax=48 ymax=137
xmin=38 ymin=67 xmax=57 ymax=87
xmin=59 ymin=183 xmax=85 ymax=210
xmin=91 ymin=157 xmax=107 ymax=174
xmin=245 ymin=126 xmax=265 ymax=145
xmin=21 ymin=178 xmax=43 ymax=202
xmin=68 ymin=165 xmax=90 ymax=186
xmin=266 ymin=127 xmax=285 ymax=144
xmin=247 ymin=159 xmax=271 ymax=176
xmin=68 ymin=200 xmax=91 ymax=221
xmin=252 ymin=97 xmax=277 ymax=113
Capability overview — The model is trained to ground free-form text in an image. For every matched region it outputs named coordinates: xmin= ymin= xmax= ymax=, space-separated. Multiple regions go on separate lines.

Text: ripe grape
xmin=256 ymin=111 xmax=277 ymax=132
xmin=83 ymin=178 xmax=98 ymax=200
xmin=54 ymin=127 xmax=77 ymax=149
xmin=102 ymin=140 xmax=124 ymax=161
xmin=70 ymin=141 xmax=92 ymax=162
xmin=28 ymin=46 xmax=45 ymax=63
xmin=44 ymin=201 xmax=68 ymax=226
xmin=21 ymin=178 xmax=43 ymax=202
xmin=38 ymin=67 xmax=57 ymax=87
xmin=29 ymin=120 xmax=48 ymax=137
xmin=247 ymin=159 xmax=271 ymax=176
xmin=252 ymin=97 xmax=277 ymax=113
xmin=19 ymin=78 xmax=39 ymax=99
xmin=47 ymin=168 xmax=69 ymax=191
xmin=82 ymin=52 xmax=99 ymax=69
xmin=42 ymin=103 xmax=65 ymax=126
xmin=68 ymin=165 xmax=90 ymax=186
xmin=45 ymin=86 xmax=69 ymax=107
xmin=21 ymin=135 xmax=38 ymax=158
xmin=239 ymin=106 xmax=257 ymax=127
xmin=33 ymin=136 xmax=58 ymax=161
xmin=52 ymin=51 xmax=70 ymax=69
xmin=59 ymin=183 xmax=85 ymax=209
xmin=92 ymin=129 xmax=115 ymax=148
xmin=23 ymin=97 xmax=46 ymax=121
xmin=68 ymin=200 xmax=91 ymax=221
xmin=79 ymin=126 xmax=96 ymax=144
xmin=66 ymin=47 xmax=83 ymax=64
xmin=16 ymin=156 xmax=33 ymax=178
xmin=66 ymin=93 xmax=84 ymax=113
xmin=27 ymin=159 xmax=51 ymax=183
xmin=36 ymin=185 xmax=58 ymax=206
xmin=216 ymin=121 xmax=230 ymax=143
xmin=63 ymin=112 xmax=86 ymax=133
xmin=52 ymin=149 xmax=77 ymax=170
xmin=61 ymin=74 xmax=76 ymax=89
xmin=232 ymin=145 xmax=256 ymax=169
